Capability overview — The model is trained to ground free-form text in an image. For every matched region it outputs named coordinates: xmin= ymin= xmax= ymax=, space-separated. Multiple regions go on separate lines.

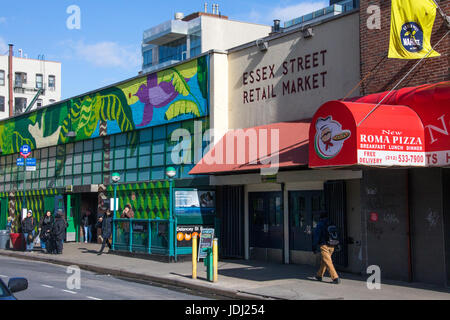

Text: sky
xmin=0 ymin=0 xmax=327 ymax=99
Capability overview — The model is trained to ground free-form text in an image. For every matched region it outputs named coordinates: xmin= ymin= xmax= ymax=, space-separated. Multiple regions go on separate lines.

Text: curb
xmin=0 ymin=250 xmax=279 ymax=300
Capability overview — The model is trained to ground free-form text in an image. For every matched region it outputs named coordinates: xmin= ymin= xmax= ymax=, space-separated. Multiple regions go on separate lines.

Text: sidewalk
xmin=1 ymin=243 xmax=449 ymax=300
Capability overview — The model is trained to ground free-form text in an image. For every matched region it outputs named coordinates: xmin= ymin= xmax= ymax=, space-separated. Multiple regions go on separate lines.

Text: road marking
xmin=41 ymin=284 xmax=54 ymax=289
xmin=62 ymin=289 xmax=77 ymax=294
xmin=86 ymin=296 xmax=102 ymax=300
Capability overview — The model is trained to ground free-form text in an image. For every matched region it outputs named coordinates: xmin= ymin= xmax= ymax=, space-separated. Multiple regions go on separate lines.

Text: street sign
xmin=20 ymin=144 xmax=31 ymax=158
xmin=16 ymin=158 xmax=24 ymax=166
xmin=198 ymin=228 xmax=215 ymax=261
xmin=26 ymin=158 xmax=36 ymax=166
xmin=26 ymin=166 xmax=36 ymax=172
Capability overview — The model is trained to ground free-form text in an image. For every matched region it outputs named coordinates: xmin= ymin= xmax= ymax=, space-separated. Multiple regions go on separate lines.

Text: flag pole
xmin=431 ymin=0 xmax=450 ymax=28
xmin=357 ymin=29 xmax=449 ymax=128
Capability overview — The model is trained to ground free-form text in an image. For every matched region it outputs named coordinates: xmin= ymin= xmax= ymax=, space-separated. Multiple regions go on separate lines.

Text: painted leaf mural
xmin=165 ymin=100 xmax=201 ymax=121
xmin=0 ymin=56 xmax=208 ymax=157
xmin=197 ymin=56 xmax=208 ymax=100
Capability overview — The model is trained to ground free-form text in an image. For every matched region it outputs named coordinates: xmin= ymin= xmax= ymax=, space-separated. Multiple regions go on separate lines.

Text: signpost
xmin=198 ymin=227 xmax=215 ymax=261
xmin=18 ymin=145 xmax=32 ymax=216
xmin=25 ymin=158 xmax=36 ymax=171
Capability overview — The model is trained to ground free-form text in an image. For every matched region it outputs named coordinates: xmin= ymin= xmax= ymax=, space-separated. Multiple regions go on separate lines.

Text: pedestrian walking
xmin=96 ymin=209 xmax=113 ymax=255
xmin=312 ymin=211 xmax=341 ymax=284
xmin=81 ymin=208 xmax=92 ymax=243
xmin=22 ymin=210 xmax=36 ymax=252
xmin=51 ymin=210 xmax=67 ymax=254
xmin=38 ymin=210 xmax=53 ymax=253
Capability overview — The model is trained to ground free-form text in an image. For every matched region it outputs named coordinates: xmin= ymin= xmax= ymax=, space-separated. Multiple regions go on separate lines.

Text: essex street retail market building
xmin=191 ymin=1 xmax=450 ymax=288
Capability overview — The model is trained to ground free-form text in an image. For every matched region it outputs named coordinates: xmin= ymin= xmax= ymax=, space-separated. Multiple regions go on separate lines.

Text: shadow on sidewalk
xmin=215 ymin=259 xmax=450 ymax=294
xmin=78 ymin=247 xmax=101 ymax=255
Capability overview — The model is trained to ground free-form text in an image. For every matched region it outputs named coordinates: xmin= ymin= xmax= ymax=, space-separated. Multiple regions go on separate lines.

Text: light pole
xmin=111 ymin=172 xmax=121 ymax=250
xmin=165 ymin=167 xmax=176 ymax=260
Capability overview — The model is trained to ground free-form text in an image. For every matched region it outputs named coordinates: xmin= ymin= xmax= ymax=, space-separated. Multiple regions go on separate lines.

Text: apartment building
xmin=0 ymin=45 xmax=61 ymax=120
xmin=141 ymin=4 xmax=272 ymax=73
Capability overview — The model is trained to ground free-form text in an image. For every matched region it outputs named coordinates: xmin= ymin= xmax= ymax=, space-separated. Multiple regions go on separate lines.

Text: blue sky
xmin=0 ymin=0 xmax=326 ymax=99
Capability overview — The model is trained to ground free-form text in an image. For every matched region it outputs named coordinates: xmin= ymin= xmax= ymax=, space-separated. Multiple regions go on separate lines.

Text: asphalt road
xmin=0 ymin=256 xmax=210 ymax=300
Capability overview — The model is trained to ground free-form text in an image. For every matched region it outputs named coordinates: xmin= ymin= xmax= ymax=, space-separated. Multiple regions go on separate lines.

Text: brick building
xmin=359 ymin=0 xmax=449 ymax=95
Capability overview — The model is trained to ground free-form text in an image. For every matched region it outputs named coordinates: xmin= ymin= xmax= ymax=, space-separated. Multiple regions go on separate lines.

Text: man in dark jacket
xmin=51 ymin=210 xmax=67 ymax=254
xmin=312 ymin=212 xmax=340 ymax=284
xmin=38 ymin=211 xmax=53 ymax=253
xmin=97 ymin=209 xmax=113 ymax=255
xmin=22 ymin=210 xmax=37 ymax=252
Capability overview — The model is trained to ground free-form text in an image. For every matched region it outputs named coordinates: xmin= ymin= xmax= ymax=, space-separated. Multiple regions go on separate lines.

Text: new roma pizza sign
xmin=309 ymin=101 xmax=426 ymax=168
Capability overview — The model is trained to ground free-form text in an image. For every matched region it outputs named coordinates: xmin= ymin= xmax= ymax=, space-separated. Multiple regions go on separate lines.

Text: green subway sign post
xmin=19 ymin=145 xmax=31 ymax=219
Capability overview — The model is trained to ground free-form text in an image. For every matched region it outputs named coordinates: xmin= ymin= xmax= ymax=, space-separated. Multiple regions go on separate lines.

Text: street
xmin=0 ymin=256 xmax=210 ymax=300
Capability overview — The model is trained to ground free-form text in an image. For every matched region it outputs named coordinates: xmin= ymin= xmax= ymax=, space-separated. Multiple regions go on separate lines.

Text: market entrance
xmin=249 ymin=192 xmax=283 ymax=262
xmin=79 ymin=193 xmax=99 ymax=243
xmin=288 ymin=191 xmax=324 ymax=256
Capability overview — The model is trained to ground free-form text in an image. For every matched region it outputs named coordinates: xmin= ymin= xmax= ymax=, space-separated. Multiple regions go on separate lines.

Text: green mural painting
xmin=107 ymin=181 xmax=170 ymax=220
xmin=0 ymin=56 xmax=209 ymax=156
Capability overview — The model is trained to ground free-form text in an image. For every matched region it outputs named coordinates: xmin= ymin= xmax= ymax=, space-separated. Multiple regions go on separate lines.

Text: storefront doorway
xmin=289 ymin=191 xmax=324 ymax=255
xmin=249 ymin=192 xmax=283 ymax=262
xmin=79 ymin=193 xmax=99 ymax=243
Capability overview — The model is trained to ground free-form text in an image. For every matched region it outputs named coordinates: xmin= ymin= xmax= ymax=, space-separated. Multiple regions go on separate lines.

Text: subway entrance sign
xmin=20 ymin=144 xmax=31 ymax=158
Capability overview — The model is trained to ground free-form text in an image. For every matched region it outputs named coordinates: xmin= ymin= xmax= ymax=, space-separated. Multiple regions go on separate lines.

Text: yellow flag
xmin=388 ymin=0 xmax=440 ymax=59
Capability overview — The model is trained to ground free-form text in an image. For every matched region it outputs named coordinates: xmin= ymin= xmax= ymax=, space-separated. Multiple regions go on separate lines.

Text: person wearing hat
xmin=22 ymin=210 xmax=37 ymax=252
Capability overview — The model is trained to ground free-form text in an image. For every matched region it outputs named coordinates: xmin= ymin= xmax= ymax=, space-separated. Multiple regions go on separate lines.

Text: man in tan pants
xmin=313 ymin=212 xmax=340 ymax=284
xmin=317 ymin=244 xmax=339 ymax=281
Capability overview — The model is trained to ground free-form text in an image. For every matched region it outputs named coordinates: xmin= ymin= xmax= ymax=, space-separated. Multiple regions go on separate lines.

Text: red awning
xmin=309 ymin=101 xmax=426 ymax=168
xmin=189 ymin=120 xmax=310 ymax=175
xmin=347 ymin=81 xmax=450 ymax=166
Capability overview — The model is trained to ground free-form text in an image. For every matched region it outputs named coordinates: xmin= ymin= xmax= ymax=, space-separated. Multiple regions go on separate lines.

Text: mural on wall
xmin=0 ymin=56 xmax=209 ymax=156
xmin=107 ymin=181 xmax=170 ymax=220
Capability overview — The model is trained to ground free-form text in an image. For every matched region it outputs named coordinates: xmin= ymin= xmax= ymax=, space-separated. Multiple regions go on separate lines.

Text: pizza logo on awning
xmin=314 ymin=116 xmax=351 ymax=159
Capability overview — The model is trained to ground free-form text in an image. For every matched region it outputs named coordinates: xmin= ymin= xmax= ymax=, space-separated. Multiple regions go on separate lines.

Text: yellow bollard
xmin=192 ymin=234 xmax=197 ymax=280
xmin=213 ymin=238 xmax=218 ymax=282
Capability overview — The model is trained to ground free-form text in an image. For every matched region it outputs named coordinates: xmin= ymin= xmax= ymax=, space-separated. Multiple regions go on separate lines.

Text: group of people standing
xmin=21 ymin=209 xmax=68 ymax=254
xmin=17 ymin=203 xmax=134 ymax=256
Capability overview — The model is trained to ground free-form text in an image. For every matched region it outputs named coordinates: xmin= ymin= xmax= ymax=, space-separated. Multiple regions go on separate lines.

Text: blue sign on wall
xmin=16 ymin=158 xmax=24 ymax=166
